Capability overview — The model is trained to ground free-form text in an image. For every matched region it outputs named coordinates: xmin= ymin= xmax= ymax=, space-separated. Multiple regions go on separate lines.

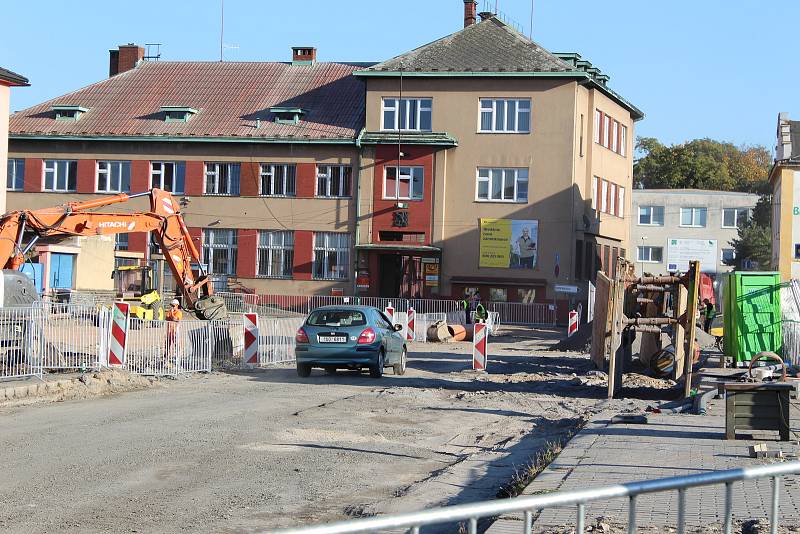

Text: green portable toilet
xmin=721 ymin=272 xmax=782 ymax=364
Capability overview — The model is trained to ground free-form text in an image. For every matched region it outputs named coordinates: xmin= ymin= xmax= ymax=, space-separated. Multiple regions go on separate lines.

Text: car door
xmin=375 ymin=309 xmax=399 ymax=363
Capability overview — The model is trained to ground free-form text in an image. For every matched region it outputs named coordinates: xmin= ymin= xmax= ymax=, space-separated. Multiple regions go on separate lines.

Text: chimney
xmin=109 ymin=43 xmax=145 ymax=77
xmin=292 ymin=47 xmax=317 ymax=66
xmin=776 ymin=112 xmax=792 ymax=161
xmin=463 ymin=0 xmax=477 ymax=27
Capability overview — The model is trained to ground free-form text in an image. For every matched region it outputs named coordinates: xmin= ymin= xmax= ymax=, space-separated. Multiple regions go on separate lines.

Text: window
xmin=316 ymin=165 xmax=352 ymax=198
xmin=115 ymin=233 xmax=129 ymax=251
xmin=617 ymin=186 xmax=625 ymax=218
xmin=637 ymin=246 xmax=663 ymax=263
xmin=478 ymin=98 xmax=531 ymax=133
xmin=476 ymin=168 xmax=528 ymax=202
xmin=257 ymin=231 xmax=294 ymax=278
xmin=609 ymin=183 xmax=617 ymax=215
xmin=593 ymin=109 xmax=601 ymax=144
xmin=149 ymin=233 xmax=162 ymax=256
xmin=96 ymin=161 xmax=131 ymax=193
xmin=638 ymin=206 xmax=665 ymax=226
xmin=160 ymin=106 xmax=197 ymax=123
xmin=7 ymin=159 xmax=24 ymax=191
xmin=591 ymin=176 xmax=598 ymax=210
xmin=43 ymin=160 xmax=77 ymax=192
xmin=205 ymin=162 xmax=240 ymax=196
xmin=313 ymin=232 xmax=350 ymax=280
xmin=680 ymin=207 xmax=707 ymax=227
xmin=721 ymin=248 xmax=735 ymax=264
xmin=593 ymin=177 xmax=623 ymax=217
xmin=384 ymin=166 xmax=423 ymax=200
xmin=150 ymin=162 xmax=185 ymax=194
xmin=595 ymin=109 xmax=627 ymax=156
xmin=381 ymin=98 xmax=432 ymax=131
xmin=611 ymin=120 xmax=618 ymax=153
xmin=52 ymin=105 xmax=87 ymax=121
xmin=620 ymin=125 xmax=627 ymax=157
xmin=600 ymin=180 xmax=608 ymax=213
xmin=307 ymin=309 xmax=366 ymax=327
xmin=489 ymin=288 xmax=507 ymax=302
xmin=260 ymin=164 xmax=296 ymax=197
xmin=722 ymin=208 xmax=750 ymax=229
xmin=202 ymin=229 xmax=237 ymax=275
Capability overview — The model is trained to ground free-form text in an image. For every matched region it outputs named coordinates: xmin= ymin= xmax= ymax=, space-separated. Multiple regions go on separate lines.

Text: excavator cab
xmin=112 ymin=265 xmax=164 ymax=322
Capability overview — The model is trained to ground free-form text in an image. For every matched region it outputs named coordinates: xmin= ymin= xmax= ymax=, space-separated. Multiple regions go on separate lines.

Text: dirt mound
xmin=550 ymin=321 xmax=592 ymax=353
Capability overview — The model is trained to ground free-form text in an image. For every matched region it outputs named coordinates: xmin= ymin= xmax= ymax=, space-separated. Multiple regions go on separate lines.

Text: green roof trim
xmin=51 ymin=105 xmax=89 ymax=112
xmin=159 ymin=106 xmax=199 ymax=114
xmin=9 ymin=133 xmax=356 ymax=145
xmin=358 ymin=131 xmax=458 ymax=147
xmin=269 ymin=107 xmax=306 ymax=115
xmin=355 ymin=70 xmax=644 ymax=120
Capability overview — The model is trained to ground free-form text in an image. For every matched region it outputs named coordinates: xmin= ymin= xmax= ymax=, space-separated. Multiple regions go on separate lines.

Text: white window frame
xmin=475 ymin=168 xmax=529 ymax=203
xmin=638 ymin=205 xmax=664 ymax=226
xmin=43 ymin=160 xmax=77 ymax=192
xmin=680 ymin=207 xmax=708 ymax=228
xmin=257 ymin=230 xmax=294 ymax=279
xmin=722 ymin=207 xmax=750 ymax=229
xmin=150 ymin=161 xmax=185 ymax=194
xmin=620 ymin=125 xmax=628 ymax=157
xmin=637 ymin=246 xmax=663 ymax=263
xmin=381 ymin=98 xmax=433 ymax=132
xmin=617 ymin=186 xmax=625 ymax=218
xmin=591 ymin=176 xmax=598 ymax=210
xmin=260 ymin=164 xmax=296 ymax=197
xmin=312 ymin=232 xmax=350 ymax=280
xmin=202 ymin=229 xmax=237 ymax=276
xmin=96 ymin=161 xmax=131 ymax=193
xmin=603 ymin=114 xmax=611 ymax=148
xmin=383 ymin=166 xmax=424 ymax=200
xmin=721 ymin=248 xmax=735 ymax=264
xmin=600 ymin=180 xmax=608 ymax=213
xmin=316 ymin=165 xmax=352 ymax=198
xmin=478 ymin=98 xmax=531 ymax=133
xmin=609 ymin=183 xmax=617 ymax=215
xmin=204 ymin=162 xmax=240 ymax=196
xmin=611 ymin=120 xmax=619 ymax=153
xmin=7 ymin=158 xmax=24 ymax=191
xmin=593 ymin=109 xmax=601 ymax=144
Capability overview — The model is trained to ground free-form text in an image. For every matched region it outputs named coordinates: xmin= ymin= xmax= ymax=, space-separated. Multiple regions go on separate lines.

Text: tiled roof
xmin=359 ymin=131 xmax=458 ymax=146
xmin=0 ymin=66 xmax=29 ymax=86
xmin=363 ymin=17 xmax=572 ymax=73
xmin=10 ymin=61 xmax=368 ymax=141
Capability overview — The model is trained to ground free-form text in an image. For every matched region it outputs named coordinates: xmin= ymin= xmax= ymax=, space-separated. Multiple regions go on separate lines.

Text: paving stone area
xmin=488 ymin=378 xmax=800 ymax=533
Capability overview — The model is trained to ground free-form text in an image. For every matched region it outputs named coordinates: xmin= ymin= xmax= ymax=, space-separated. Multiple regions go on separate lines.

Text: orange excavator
xmin=0 ymin=188 xmax=226 ymax=319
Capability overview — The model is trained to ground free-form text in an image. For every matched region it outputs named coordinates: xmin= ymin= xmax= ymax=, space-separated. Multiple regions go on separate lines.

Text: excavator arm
xmin=0 ymin=189 xmax=226 ymax=320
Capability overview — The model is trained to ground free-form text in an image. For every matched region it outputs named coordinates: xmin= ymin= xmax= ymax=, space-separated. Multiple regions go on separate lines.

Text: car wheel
xmin=369 ymin=350 xmax=385 ymax=378
xmin=296 ymin=363 xmax=312 ymax=377
xmin=393 ymin=347 xmax=407 ymax=375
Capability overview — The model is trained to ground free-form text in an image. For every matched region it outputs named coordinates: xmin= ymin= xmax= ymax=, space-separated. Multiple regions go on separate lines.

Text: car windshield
xmin=307 ymin=310 xmax=367 ymax=327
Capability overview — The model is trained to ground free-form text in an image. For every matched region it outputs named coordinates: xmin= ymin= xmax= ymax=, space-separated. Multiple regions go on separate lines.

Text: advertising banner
xmin=666 ymin=238 xmax=717 ymax=273
xmin=479 ymin=219 xmax=538 ymax=269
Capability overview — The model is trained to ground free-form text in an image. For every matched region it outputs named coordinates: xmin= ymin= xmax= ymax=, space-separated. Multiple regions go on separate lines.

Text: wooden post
xmin=672 ymin=281 xmax=687 ymax=382
xmin=607 ymin=273 xmax=626 ymax=399
xmin=683 ymin=260 xmax=700 ymax=398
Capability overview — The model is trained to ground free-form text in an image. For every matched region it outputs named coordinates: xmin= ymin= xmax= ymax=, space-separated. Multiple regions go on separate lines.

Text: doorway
xmin=379 ymin=255 xmax=402 ymax=297
xmin=49 ymin=253 xmax=75 ymax=289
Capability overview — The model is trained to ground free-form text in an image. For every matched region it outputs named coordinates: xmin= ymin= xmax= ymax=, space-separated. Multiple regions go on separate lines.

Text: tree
xmin=634 ymin=138 xmax=771 ymax=193
xmin=727 ymin=195 xmax=772 ymax=270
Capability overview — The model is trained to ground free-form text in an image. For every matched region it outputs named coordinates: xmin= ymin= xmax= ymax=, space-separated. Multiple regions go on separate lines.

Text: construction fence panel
xmin=257 ymin=316 xmax=306 ymax=365
xmin=781 ymin=280 xmax=800 ymax=367
xmin=0 ymin=306 xmax=44 ymax=380
xmin=125 ymin=318 xmax=212 ymax=376
xmin=40 ymin=302 xmax=108 ymax=370
xmin=487 ymin=301 xmax=555 ymax=326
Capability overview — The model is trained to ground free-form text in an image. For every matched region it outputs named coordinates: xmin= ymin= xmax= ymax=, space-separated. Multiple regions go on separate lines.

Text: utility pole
xmin=219 ymin=0 xmax=224 ymax=61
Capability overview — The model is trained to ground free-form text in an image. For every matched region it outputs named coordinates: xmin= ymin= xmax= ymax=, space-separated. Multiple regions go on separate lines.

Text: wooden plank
xmin=683 ymin=260 xmax=700 ymax=398
xmin=672 ymin=283 xmax=687 ymax=381
xmin=607 ymin=270 xmax=626 ymax=399
xmin=590 ymin=272 xmax=612 ymax=370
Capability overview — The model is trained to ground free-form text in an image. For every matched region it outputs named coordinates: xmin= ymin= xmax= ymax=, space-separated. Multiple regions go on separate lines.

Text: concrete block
xmin=26 ymin=384 xmax=38 ymax=397
xmin=12 ymin=385 xmax=28 ymax=399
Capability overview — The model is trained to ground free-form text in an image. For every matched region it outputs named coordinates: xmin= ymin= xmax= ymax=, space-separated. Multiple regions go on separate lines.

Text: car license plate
xmin=318 ymin=335 xmax=346 ymax=343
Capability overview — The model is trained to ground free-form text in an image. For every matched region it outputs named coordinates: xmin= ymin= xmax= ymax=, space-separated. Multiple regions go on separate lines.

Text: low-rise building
xmin=631 ymin=189 xmax=758 ymax=277
xmin=771 ymin=112 xmax=800 ymax=280
xmin=1 ymin=66 xmax=28 ymax=214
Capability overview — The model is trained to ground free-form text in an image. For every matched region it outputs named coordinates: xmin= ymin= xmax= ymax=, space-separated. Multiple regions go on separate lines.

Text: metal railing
xmin=125 ymin=318 xmax=213 ymax=376
xmin=0 ymin=306 xmax=44 ymax=380
xmin=265 ymin=461 xmax=800 ymax=534
xmin=41 ymin=302 xmax=110 ymax=370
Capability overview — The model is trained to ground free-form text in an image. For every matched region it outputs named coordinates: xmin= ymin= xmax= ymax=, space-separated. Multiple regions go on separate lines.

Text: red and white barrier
xmin=473 ymin=322 xmax=487 ymax=371
xmin=244 ymin=313 xmax=259 ymax=365
xmin=567 ymin=310 xmax=579 ymax=338
xmin=108 ymin=302 xmax=130 ymax=366
xmin=384 ymin=304 xmax=395 ymax=325
xmin=406 ymin=307 xmax=415 ymax=342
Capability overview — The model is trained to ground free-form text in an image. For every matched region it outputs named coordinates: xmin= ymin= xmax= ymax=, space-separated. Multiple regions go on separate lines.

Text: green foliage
xmin=727 ymin=195 xmax=773 ymax=270
xmin=634 ymin=138 xmax=771 ymax=193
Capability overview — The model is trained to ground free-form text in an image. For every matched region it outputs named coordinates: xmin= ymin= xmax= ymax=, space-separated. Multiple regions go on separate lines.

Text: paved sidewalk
xmin=488 ymin=378 xmax=800 ymax=532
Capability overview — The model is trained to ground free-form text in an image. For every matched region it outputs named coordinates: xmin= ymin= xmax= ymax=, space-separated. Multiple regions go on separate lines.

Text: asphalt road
xmin=0 ymin=328 xmax=623 ymax=534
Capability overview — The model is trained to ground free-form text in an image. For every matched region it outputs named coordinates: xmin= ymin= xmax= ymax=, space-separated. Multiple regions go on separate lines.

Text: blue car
xmin=295 ymin=305 xmax=407 ymax=378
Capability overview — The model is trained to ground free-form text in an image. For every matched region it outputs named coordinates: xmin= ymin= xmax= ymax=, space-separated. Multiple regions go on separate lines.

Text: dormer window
xmin=160 ymin=106 xmax=198 ymax=123
xmin=52 ymin=105 xmax=88 ymax=121
xmin=269 ymin=107 xmax=305 ymax=125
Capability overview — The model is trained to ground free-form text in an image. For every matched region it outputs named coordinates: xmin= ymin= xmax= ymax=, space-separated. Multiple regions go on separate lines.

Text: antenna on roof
xmin=480 ymin=0 xmax=524 ymax=33
xmin=144 ymin=43 xmax=162 ymax=61
xmin=219 ymin=0 xmax=224 ymax=61
xmin=529 ymin=0 xmax=534 ymax=38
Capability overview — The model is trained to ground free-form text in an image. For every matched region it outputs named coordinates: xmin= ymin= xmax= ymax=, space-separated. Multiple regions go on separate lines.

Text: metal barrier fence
xmin=266 ymin=460 xmax=800 ymax=534
xmin=125 ymin=318 xmax=213 ymax=376
xmin=0 ymin=306 xmax=43 ymax=380
xmin=781 ymin=280 xmax=800 ymax=367
xmin=217 ymin=292 xmax=554 ymax=326
xmin=41 ymin=302 xmax=110 ymax=370
xmin=258 ymin=317 xmax=306 ymax=364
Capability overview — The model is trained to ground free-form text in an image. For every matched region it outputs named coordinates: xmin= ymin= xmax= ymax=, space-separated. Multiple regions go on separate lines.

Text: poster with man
xmin=479 ymin=219 xmax=539 ymax=269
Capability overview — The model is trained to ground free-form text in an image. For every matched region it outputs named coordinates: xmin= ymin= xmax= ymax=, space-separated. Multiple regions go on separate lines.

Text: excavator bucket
xmin=194 ymin=295 xmax=228 ymax=321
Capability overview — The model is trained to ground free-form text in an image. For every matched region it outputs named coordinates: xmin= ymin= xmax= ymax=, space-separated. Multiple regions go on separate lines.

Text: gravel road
xmin=0 ymin=327 xmax=657 ymax=533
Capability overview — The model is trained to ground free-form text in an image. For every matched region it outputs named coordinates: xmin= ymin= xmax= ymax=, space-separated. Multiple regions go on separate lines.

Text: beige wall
xmin=74 ymin=235 xmax=115 ymax=290
xmin=772 ymin=166 xmax=797 ymax=280
xmin=0 ymin=85 xmax=9 ymax=213
xmin=365 ymin=77 xmax=636 ymax=297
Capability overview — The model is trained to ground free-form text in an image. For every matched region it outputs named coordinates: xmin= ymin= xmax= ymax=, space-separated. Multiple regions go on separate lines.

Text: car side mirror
xmin=394 ymin=324 xmax=403 ymax=331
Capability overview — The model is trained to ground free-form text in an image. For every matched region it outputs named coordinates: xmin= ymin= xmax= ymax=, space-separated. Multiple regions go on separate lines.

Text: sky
xmin=1 ymin=0 xmax=797 ymax=150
